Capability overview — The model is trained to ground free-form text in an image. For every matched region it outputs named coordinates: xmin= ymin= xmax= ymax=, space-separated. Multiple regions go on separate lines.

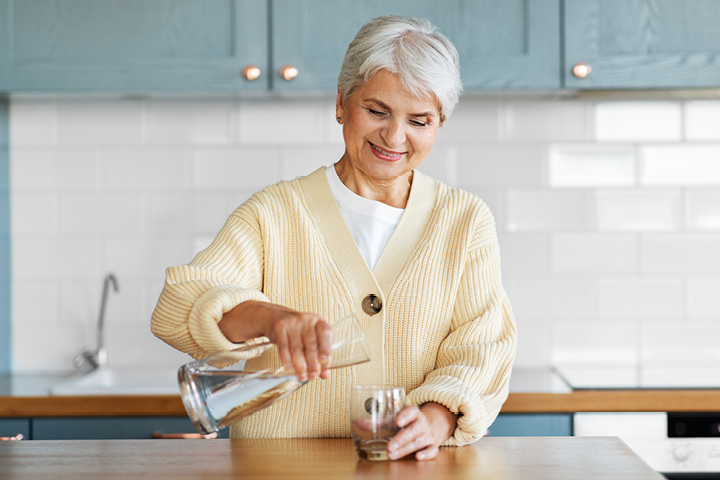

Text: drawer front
xmin=489 ymin=413 xmax=572 ymax=437
xmin=32 ymin=416 xmax=229 ymax=440
xmin=0 ymin=418 xmax=30 ymax=440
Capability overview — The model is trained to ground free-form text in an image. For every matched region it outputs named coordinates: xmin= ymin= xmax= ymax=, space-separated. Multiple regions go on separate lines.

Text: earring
xmin=336 ymin=117 xmax=342 ymax=123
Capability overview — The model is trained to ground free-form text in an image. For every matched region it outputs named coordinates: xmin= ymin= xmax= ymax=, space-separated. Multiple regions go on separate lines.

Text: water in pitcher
xmin=181 ymin=368 xmax=306 ymax=434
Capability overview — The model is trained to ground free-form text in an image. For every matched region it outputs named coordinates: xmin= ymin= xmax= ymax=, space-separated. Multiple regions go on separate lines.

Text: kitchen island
xmin=0 ymin=437 xmax=663 ymax=479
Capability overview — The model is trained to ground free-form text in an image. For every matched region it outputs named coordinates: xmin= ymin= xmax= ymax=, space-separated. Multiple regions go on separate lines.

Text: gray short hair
xmin=338 ymin=15 xmax=463 ymax=123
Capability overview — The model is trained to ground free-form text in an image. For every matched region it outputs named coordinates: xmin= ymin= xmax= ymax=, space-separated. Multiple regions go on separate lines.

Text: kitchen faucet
xmin=74 ymin=273 xmax=119 ymax=371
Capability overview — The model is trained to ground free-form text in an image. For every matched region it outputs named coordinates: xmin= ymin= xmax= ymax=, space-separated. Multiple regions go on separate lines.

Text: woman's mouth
xmin=369 ymin=142 xmax=404 ymax=161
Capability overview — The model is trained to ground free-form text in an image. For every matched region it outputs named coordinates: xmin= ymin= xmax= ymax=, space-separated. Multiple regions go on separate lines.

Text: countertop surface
xmin=2 ymin=368 xmax=720 ymax=417
xmin=0 ymin=437 xmax=663 ymax=480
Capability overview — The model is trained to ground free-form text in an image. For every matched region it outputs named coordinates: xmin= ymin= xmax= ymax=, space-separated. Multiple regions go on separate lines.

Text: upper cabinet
xmin=271 ymin=0 xmax=560 ymax=91
xmin=564 ymin=0 xmax=720 ymax=89
xmin=0 ymin=0 xmax=268 ymax=92
xmin=1 ymin=0 xmax=719 ymax=93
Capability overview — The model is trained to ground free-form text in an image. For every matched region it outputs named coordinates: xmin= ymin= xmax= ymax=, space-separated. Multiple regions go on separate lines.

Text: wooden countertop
xmin=2 ymin=389 xmax=720 ymax=417
xmin=0 ymin=437 xmax=663 ymax=479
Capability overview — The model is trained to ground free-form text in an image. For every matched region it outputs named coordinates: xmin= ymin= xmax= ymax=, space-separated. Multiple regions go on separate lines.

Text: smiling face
xmin=335 ymin=70 xmax=441 ymax=201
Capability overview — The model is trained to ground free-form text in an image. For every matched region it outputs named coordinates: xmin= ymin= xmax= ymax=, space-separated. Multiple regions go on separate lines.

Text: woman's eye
xmin=369 ymin=109 xmax=386 ymax=117
xmin=410 ymin=120 xmax=427 ymax=127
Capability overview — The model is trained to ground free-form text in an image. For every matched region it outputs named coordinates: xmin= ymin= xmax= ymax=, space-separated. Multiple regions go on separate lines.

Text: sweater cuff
xmin=188 ymin=284 xmax=269 ymax=354
xmin=406 ymin=375 xmax=494 ymax=446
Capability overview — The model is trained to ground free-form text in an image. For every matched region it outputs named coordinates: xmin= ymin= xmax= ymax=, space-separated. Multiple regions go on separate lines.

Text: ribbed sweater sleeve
xmin=405 ymin=203 xmax=517 ymax=446
xmin=151 ymin=201 xmax=270 ymax=359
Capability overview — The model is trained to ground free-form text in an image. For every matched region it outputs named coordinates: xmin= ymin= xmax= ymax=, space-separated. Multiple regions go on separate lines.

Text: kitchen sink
xmin=49 ymin=368 xmax=180 ymax=396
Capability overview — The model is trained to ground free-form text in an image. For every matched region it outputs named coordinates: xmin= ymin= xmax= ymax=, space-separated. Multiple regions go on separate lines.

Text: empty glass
xmin=178 ymin=314 xmax=370 ymax=436
xmin=350 ymin=385 xmax=406 ymax=461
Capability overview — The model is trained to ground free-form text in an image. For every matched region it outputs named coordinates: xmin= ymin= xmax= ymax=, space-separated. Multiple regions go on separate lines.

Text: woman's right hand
xmin=218 ymin=301 xmax=333 ymax=382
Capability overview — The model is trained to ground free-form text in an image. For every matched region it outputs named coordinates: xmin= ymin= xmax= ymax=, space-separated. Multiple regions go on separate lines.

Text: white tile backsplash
xmin=595 ymin=102 xmax=682 ymax=142
xmin=549 ymin=144 xmax=636 ymax=187
xmin=10 ymin=96 xmax=720 ymax=372
xmin=641 ymin=145 xmax=720 ymax=185
xmin=684 ymin=101 xmax=720 ymax=141
xmin=596 ymin=190 xmax=682 ymax=231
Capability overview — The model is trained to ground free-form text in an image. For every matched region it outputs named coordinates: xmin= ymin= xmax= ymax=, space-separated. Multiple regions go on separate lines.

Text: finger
xmin=302 ymin=323 xmax=320 ymax=380
xmin=387 ymin=415 xmax=433 ymax=460
xmin=395 ymin=405 xmax=421 ymax=428
xmin=316 ymin=321 xmax=333 ymax=378
xmin=415 ymin=444 xmax=439 ymax=461
xmin=287 ymin=328 xmax=308 ymax=382
xmin=274 ymin=325 xmax=293 ymax=373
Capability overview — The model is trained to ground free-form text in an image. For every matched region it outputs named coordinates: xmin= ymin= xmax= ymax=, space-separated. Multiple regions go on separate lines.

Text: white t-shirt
xmin=325 ymin=165 xmax=404 ymax=270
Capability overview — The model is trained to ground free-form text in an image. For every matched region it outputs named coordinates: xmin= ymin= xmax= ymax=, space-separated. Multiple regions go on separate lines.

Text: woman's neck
xmin=333 ymin=161 xmax=412 ymax=209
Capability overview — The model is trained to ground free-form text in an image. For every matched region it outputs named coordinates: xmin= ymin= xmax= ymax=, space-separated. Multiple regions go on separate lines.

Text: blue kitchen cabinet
xmin=0 ymin=0 xmax=268 ymax=93
xmin=0 ymin=418 xmax=30 ymax=440
xmin=0 ymin=98 xmax=7 ymax=375
xmin=272 ymin=0 xmax=561 ymax=92
xmin=31 ymin=416 xmax=230 ymax=440
xmin=564 ymin=0 xmax=720 ymax=89
xmin=488 ymin=414 xmax=572 ymax=437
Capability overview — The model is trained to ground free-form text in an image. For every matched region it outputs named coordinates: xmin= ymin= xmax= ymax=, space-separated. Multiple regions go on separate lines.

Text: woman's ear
xmin=335 ymin=86 xmax=345 ymax=123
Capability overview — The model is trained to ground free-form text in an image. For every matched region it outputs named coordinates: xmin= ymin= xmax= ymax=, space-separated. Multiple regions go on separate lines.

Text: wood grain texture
xmin=2 ymin=390 xmax=720 ymax=417
xmin=0 ymin=437 xmax=663 ymax=480
xmin=565 ymin=0 xmax=720 ymax=88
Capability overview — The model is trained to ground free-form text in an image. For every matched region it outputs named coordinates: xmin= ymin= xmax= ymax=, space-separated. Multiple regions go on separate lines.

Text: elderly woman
xmin=151 ymin=15 xmax=516 ymax=461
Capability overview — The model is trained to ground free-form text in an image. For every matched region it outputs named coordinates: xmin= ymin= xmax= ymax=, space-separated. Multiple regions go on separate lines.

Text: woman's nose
xmin=381 ymin=120 xmax=406 ymax=147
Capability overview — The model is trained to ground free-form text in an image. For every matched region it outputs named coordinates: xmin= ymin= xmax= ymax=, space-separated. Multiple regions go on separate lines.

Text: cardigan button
xmin=362 ymin=295 xmax=382 ymax=316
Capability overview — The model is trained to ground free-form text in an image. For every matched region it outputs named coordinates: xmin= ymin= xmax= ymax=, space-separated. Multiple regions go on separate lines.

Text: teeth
xmin=371 ymin=143 xmax=401 ymax=156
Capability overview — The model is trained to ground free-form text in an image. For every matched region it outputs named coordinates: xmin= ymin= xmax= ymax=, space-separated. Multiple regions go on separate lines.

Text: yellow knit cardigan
xmin=151 ymin=167 xmax=516 ymax=445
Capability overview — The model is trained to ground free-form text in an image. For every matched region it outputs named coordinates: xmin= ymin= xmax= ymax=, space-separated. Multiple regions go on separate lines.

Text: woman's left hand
xmin=386 ymin=402 xmax=457 ymax=461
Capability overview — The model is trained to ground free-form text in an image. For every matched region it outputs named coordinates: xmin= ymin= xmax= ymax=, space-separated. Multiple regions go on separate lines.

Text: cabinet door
xmin=488 ymin=414 xmax=572 ymax=437
xmin=0 ymin=418 xmax=30 ymax=440
xmin=565 ymin=0 xmax=720 ymax=88
xmin=272 ymin=0 xmax=560 ymax=92
xmin=0 ymin=0 xmax=268 ymax=93
xmin=31 ymin=416 xmax=229 ymax=440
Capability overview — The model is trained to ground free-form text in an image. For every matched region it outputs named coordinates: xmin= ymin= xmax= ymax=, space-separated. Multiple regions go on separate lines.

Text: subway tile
xmin=193 ymin=147 xmax=280 ymax=189
xmin=641 ymin=145 xmax=720 ymax=186
xmin=512 ymin=318 xmax=551 ymax=368
xmin=497 ymin=233 xmax=550 ymax=276
xmin=552 ymin=233 xmax=637 ymax=274
xmin=148 ymin=99 xmax=236 ymax=145
xmin=104 ymin=322 xmax=191 ymax=368
xmin=506 ymin=189 xmax=591 ymax=231
xmin=103 ymin=148 xmax=187 ymax=190
xmin=641 ymin=234 xmax=720 ymax=274
xmin=502 ymin=101 xmax=591 ymax=143
xmin=238 ymin=99 xmax=327 ymax=145
xmin=13 ymin=236 xmax=100 ymax=280
xmin=11 ymin=193 xmax=56 ymax=234
xmin=322 ymin=99 xmax=345 ymax=146
xmin=12 ymin=324 xmax=88 ymax=372
xmin=598 ymin=277 xmax=683 ymax=319
xmin=102 ymin=280 xmax=147 ymax=326
xmin=595 ymin=102 xmax=682 ymax=142
xmin=57 ymin=100 xmax=143 ymax=146
xmin=436 ymin=98 xmax=500 ymax=143
xmin=504 ymin=278 xmax=594 ymax=320
xmin=686 ymin=190 xmax=720 ymax=230
xmin=103 ymin=236 xmax=192 ymax=281
xmin=552 ymin=321 xmax=639 ymax=364
xmin=459 ymin=145 xmax=544 ymax=188
xmin=279 ymin=146 xmax=344 ymax=181
xmin=147 ymin=193 xmax=199 ymax=234
xmin=58 ymin=193 xmax=144 ymax=234
xmin=596 ymin=189 xmax=682 ymax=231
xmin=642 ymin=321 xmax=720 ymax=363
xmin=548 ymin=144 xmax=635 ymax=187
xmin=12 ymin=149 xmax=98 ymax=191
xmin=684 ymin=101 xmax=720 ymax=141
xmin=687 ymin=277 xmax=720 ymax=318
xmin=417 ymin=145 xmax=460 ymax=186
xmin=12 ymin=280 xmax=58 ymax=326
xmin=10 ymin=100 xmax=57 ymax=146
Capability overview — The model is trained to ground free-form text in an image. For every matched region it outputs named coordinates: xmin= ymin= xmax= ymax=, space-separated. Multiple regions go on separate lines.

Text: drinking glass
xmin=178 ymin=314 xmax=370 ymax=436
xmin=350 ymin=385 xmax=406 ymax=461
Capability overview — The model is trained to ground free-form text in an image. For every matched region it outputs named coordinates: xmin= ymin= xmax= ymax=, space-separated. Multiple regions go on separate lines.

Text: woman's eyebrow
xmin=364 ymin=97 xmax=436 ymax=118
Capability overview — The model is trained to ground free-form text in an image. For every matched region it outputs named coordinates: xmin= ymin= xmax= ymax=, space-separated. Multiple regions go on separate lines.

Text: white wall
xmin=9 ymin=96 xmax=720 ymax=372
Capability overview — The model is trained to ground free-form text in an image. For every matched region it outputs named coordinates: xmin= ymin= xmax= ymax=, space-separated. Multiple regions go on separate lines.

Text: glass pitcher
xmin=178 ymin=313 xmax=370 ymax=435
